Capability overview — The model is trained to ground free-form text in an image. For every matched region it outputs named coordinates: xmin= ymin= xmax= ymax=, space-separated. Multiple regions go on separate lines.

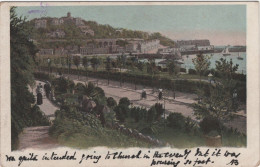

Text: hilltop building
xmin=35 ymin=19 xmax=47 ymax=29
xmin=46 ymin=29 xmax=66 ymax=38
xmin=51 ymin=18 xmax=64 ymax=25
xmin=176 ymin=39 xmax=214 ymax=51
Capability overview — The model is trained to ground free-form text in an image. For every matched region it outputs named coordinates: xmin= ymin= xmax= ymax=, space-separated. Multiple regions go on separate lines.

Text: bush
xmin=199 ymin=116 xmax=221 ymax=135
xmin=184 ymin=117 xmax=197 ymax=133
xmin=147 ymin=106 xmax=157 ymax=123
xmin=188 ymin=69 xmax=197 ymax=75
xmin=74 ymin=83 xmax=86 ymax=94
xmin=119 ymin=97 xmax=130 ymax=107
xmin=180 ymin=68 xmax=186 ymax=73
xmin=154 ymin=103 xmax=164 ymax=120
xmin=167 ymin=112 xmax=186 ymax=129
xmin=107 ymin=97 xmax=117 ymax=109
xmin=114 ymin=105 xmax=129 ymax=122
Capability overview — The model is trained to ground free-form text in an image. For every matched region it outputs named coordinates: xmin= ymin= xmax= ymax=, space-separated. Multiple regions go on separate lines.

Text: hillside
xmin=29 ymin=17 xmax=175 ymax=48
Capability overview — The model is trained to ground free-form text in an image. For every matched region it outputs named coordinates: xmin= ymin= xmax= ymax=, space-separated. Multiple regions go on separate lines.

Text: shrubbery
xmin=188 ymin=69 xmax=197 ymax=75
xmin=199 ymin=116 xmax=221 ymax=135
xmin=107 ymin=97 xmax=117 ymax=109
xmin=167 ymin=113 xmax=186 ymax=129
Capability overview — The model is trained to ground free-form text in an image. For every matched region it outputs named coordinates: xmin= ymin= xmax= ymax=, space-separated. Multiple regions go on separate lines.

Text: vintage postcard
xmin=0 ymin=1 xmax=259 ymax=167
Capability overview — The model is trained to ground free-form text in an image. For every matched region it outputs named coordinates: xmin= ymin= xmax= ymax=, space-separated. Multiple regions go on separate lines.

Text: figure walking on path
xmin=36 ymin=83 xmax=43 ymax=105
xmin=158 ymin=89 xmax=163 ymax=100
xmin=141 ymin=89 xmax=147 ymax=100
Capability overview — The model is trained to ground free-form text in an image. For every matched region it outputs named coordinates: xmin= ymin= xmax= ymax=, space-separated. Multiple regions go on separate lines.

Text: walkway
xmin=18 ymin=80 xmax=59 ymax=150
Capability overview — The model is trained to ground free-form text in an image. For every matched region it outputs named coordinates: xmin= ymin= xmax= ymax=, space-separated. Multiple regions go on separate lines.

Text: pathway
xmin=18 ymin=80 xmax=59 ymax=150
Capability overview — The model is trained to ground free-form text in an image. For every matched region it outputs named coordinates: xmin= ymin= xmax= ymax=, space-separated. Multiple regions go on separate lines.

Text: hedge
xmin=36 ymin=66 xmax=246 ymax=102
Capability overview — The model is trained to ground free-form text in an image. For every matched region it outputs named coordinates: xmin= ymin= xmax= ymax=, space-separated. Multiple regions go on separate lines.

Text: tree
xmin=167 ymin=60 xmax=180 ymax=77
xmin=117 ymin=54 xmax=126 ymax=87
xmin=82 ymin=57 xmax=89 ymax=82
xmin=192 ymin=53 xmax=210 ymax=83
xmin=10 ymin=7 xmax=48 ymax=150
xmin=167 ymin=113 xmax=186 ymax=129
xmin=193 ymin=58 xmax=240 ymax=137
xmin=147 ymin=60 xmax=158 ymax=92
xmin=154 ymin=103 xmax=164 ymax=120
xmin=90 ymin=56 xmax=100 ymax=72
xmin=119 ymin=97 xmax=130 ymax=107
xmin=106 ymin=56 xmax=111 ymax=85
xmin=147 ymin=106 xmax=157 ymax=124
xmin=107 ymin=97 xmax=117 ymax=109
xmin=73 ymin=56 xmax=81 ymax=80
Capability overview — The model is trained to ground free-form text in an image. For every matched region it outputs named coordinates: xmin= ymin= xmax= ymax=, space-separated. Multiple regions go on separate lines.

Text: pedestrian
xmin=173 ymin=92 xmax=176 ymax=99
xmin=158 ymin=89 xmax=163 ymax=100
xmin=141 ymin=89 xmax=147 ymax=99
xmin=36 ymin=83 xmax=43 ymax=105
xmin=37 ymin=91 xmax=43 ymax=105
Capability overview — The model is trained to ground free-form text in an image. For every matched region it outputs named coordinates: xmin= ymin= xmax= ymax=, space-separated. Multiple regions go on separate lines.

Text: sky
xmin=16 ymin=5 xmax=246 ymax=46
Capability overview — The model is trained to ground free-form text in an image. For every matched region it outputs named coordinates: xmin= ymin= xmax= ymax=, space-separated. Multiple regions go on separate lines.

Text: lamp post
xmin=47 ymin=58 xmax=51 ymax=76
xmin=164 ymin=97 xmax=166 ymax=131
xmin=208 ymin=73 xmax=213 ymax=84
xmin=232 ymin=89 xmax=238 ymax=111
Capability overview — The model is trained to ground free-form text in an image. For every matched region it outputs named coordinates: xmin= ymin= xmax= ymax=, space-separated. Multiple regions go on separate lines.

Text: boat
xmin=222 ymin=46 xmax=231 ymax=56
xmin=237 ymin=52 xmax=243 ymax=60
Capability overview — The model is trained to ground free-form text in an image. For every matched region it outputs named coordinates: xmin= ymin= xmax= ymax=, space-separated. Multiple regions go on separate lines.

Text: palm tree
xmin=73 ymin=56 xmax=81 ymax=80
xmin=106 ymin=56 xmax=111 ymax=85
xmin=90 ymin=56 xmax=100 ymax=72
xmin=147 ymin=60 xmax=157 ymax=92
xmin=135 ymin=61 xmax=144 ymax=90
xmin=117 ymin=53 xmax=126 ymax=87
xmin=90 ymin=56 xmax=100 ymax=86
xmin=82 ymin=56 xmax=89 ymax=82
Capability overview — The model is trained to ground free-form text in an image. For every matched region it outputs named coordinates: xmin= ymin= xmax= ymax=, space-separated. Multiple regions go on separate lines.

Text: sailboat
xmin=237 ymin=52 xmax=243 ymax=60
xmin=222 ymin=46 xmax=231 ymax=56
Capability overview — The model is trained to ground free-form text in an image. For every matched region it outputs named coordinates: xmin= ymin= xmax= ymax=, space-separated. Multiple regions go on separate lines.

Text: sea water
xmin=181 ymin=52 xmax=246 ymax=74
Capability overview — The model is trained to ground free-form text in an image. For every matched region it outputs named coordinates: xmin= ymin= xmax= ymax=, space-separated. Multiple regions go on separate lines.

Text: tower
xmin=67 ymin=12 xmax=71 ymax=17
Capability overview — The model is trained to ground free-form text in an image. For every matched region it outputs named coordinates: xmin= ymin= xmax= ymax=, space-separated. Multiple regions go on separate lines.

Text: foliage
xmin=73 ymin=56 xmax=81 ymax=68
xmin=192 ymin=54 xmax=210 ymax=82
xmin=167 ymin=61 xmax=180 ymax=76
xmin=199 ymin=116 xmax=221 ymax=135
xmin=167 ymin=113 xmax=186 ymax=129
xmin=193 ymin=58 xmax=241 ymax=137
xmin=106 ymin=97 xmax=117 ymax=109
xmin=154 ymin=103 xmax=164 ymax=120
xmin=90 ymin=57 xmax=100 ymax=71
xmin=118 ymin=97 xmax=130 ymax=107
xmin=114 ymin=105 xmax=129 ymax=122
xmin=82 ymin=57 xmax=89 ymax=68
xmin=147 ymin=106 xmax=157 ymax=124
xmin=10 ymin=7 xmax=49 ymax=150
xmin=215 ymin=58 xmax=239 ymax=81
xmin=188 ymin=69 xmax=197 ymax=75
